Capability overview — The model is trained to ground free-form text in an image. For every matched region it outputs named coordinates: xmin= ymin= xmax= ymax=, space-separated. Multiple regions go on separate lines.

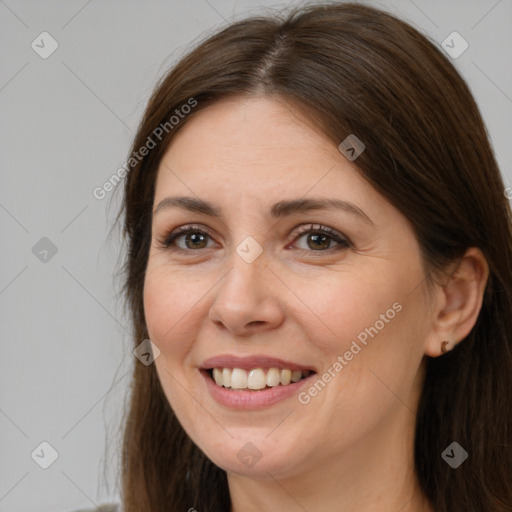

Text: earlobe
xmin=423 ymin=247 xmax=489 ymax=357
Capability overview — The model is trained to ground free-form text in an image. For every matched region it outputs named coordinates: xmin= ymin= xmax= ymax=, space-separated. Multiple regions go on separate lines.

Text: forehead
xmin=166 ymin=96 xmax=333 ymax=164
xmin=154 ymin=96 xmax=373 ymax=200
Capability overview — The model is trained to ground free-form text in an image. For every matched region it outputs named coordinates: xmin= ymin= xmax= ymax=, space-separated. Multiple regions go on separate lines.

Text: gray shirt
xmin=67 ymin=504 xmax=119 ymax=512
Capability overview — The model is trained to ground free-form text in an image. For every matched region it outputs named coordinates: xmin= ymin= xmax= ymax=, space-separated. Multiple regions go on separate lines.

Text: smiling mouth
xmin=205 ymin=367 xmax=315 ymax=391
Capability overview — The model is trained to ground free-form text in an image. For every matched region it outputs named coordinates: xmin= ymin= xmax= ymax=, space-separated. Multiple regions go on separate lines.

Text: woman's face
xmin=144 ymin=96 xmax=435 ymax=479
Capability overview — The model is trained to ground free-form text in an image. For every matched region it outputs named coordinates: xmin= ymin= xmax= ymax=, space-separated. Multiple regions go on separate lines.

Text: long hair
xmin=116 ymin=3 xmax=512 ymax=511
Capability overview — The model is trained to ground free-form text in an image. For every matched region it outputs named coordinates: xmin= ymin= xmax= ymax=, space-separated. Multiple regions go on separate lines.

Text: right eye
xmin=156 ymin=225 xmax=217 ymax=252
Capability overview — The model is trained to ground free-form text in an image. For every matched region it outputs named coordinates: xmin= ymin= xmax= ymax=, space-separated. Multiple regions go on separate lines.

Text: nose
xmin=208 ymin=247 xmax=285 ymax=337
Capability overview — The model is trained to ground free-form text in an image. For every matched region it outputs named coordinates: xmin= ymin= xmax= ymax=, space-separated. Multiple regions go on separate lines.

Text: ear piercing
xmin=441 ymin=340 xmax=450 ymax=353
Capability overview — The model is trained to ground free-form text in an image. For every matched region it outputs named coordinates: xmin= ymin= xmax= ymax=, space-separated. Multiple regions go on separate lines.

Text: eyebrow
xmin=153 ymin=196 xmax=374 ymax=225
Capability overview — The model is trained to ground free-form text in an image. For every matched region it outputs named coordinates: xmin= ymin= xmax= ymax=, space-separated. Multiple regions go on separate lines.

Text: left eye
xmin=292 ymin=228 xmax=351 ymax=251
xmin=290 ymin=224 xmax=351 ymax=252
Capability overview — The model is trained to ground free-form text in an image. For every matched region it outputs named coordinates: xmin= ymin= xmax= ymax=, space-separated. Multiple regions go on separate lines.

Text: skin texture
xmin=143 ymin=96 xmax=488 ymax=512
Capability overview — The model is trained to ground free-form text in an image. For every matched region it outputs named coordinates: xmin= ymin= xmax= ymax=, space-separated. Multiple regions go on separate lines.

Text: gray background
xmin=1 ymin=1 xmax=510 ymax=511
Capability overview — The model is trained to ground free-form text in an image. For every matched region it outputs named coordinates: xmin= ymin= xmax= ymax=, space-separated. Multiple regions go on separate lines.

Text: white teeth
xmin=248 ymin=368 xmax=266 ymax=390
xmin=280 ymin=369 xmax=291 ymax=385
xmin=222 ymin=368 xmax=232 ymax=388
xmin=266 ymin=367 xmax=280 ymax=387
xmin=213 ymin=368 xmax=223 ymax=386
xmin=210 ymin=367 xmax=311 ymax=390
xmin=231 ymin=368 xmax=248 ymax=389
xmin=291 ymin=370 xmax=302 ymax=383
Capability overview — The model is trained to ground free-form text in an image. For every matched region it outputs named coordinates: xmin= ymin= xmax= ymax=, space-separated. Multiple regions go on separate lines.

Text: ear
xmin=423 ymin=247 xmax=489 ymax=357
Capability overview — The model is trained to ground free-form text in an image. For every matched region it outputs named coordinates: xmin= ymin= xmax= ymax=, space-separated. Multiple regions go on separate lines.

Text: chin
xmin=197 ymin=432 xmax=310 ymax=480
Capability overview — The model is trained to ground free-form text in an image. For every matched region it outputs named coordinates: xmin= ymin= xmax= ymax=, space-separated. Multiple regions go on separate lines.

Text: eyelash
xmin=156 ymin=223 xmax=352 ymax=254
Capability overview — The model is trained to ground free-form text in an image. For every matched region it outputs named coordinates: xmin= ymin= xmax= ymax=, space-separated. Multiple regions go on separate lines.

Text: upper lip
xmin=200 ymin=354 xmax=317 ymax=372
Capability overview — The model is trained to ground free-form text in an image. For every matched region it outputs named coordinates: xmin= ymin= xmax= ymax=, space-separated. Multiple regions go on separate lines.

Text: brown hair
xmin=115 ymin=3 xmax=512 ymax=511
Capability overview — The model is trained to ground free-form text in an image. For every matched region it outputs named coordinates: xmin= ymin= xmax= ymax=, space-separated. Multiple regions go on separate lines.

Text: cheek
xmin=143 ymin=265 xmax=200 ymax=352
xmin=323 ymin=288 xmax=428 ymax=416
xmin=290 ymin=267 xmax=406 ymax=355
xmin=295 ymin=265 xmax=427 ymax=403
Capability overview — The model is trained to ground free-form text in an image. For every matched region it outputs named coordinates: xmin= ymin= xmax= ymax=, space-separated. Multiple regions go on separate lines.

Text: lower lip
xmin=201 ymin=370 xmax=315 ymax=410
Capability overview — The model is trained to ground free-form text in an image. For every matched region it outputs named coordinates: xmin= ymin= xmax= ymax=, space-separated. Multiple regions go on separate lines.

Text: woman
xmin=95 ymin=2 xmax=512 ymax=511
